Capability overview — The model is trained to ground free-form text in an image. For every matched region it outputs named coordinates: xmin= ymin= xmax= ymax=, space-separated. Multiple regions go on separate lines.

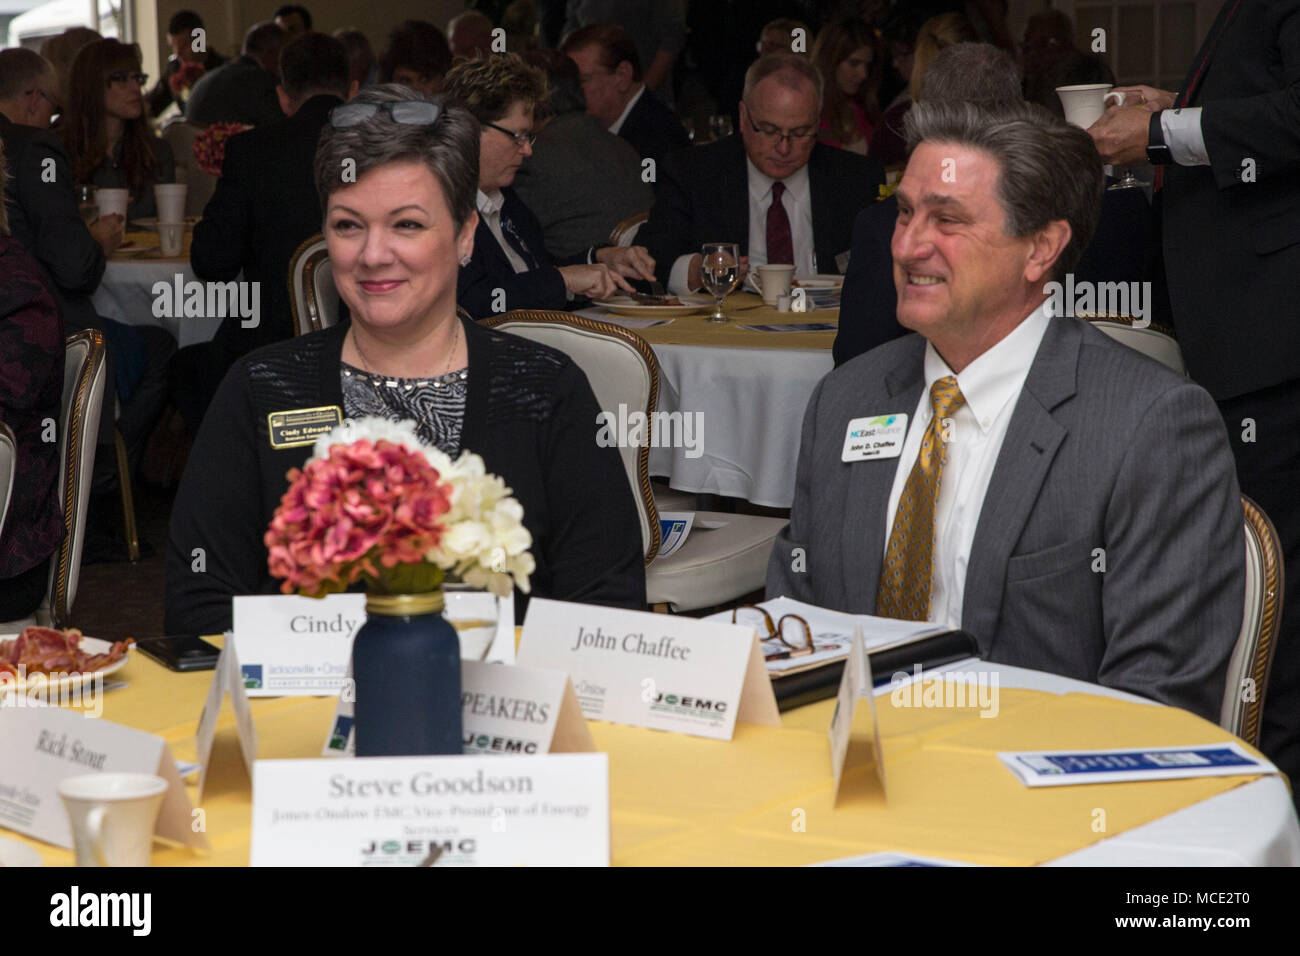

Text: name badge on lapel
xmin=267 ymin=405 xmax=343 ymax=450
xmin=842 ymin=414 xmax=908 ymax=462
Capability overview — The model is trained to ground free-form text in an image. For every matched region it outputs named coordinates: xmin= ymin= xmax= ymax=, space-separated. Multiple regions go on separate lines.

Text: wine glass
xmin=709 ymin=114 xmax=734 ymax=140
xmin=1109 ymin=165 xmax=1144 ymax=191
xmin=700 ymin=242 xmax=740 ymax=323
xmin=76 ymin=185 xmax=97 ymax=223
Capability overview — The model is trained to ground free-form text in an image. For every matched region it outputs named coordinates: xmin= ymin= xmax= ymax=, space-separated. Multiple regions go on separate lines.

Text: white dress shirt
xmin=476 ymin=188 xmax=529 ymax=274
xmin=1161 ymin=107 xmax=1210 ymax=166
xmin=608 ymin=84 xmax=645 ymax=136
xmin=882 ymin=303 xmax=1053 ymax=630
xmin=668 ymin=160 xmax=816 ymax=294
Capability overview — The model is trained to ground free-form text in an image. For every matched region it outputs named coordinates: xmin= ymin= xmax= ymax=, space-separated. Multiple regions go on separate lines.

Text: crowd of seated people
xmin=4 ymin=2 xmax=1294 ymax=799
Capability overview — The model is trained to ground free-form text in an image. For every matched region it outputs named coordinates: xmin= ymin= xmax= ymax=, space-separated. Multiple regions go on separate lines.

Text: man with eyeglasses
xmin=639 ymin=52 xmax=884 ymax=295
xmin=560 ymin=23 xmax=689 ymax=169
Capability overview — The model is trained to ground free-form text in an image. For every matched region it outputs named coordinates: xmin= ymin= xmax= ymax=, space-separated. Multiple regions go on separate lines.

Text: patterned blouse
xmin=340 ymin=362 xmax=469 ymax=456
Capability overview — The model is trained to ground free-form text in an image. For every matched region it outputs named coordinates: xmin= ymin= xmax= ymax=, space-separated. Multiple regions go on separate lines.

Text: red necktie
xmin=766 ymin=181 xmax=793 ymax=265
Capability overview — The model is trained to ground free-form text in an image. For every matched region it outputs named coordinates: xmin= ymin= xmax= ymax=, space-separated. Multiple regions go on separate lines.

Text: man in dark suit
xmin=769 ymin=101 xmax=1243 ymax=722
xmin=147 ymin=10 xmax=227 ymax=119
xmin=639 ymin=52 xmax=883 ymax=293
xmin=185 ymin=32 xmax=351 ymax=428
xmin=513 ymin=50 xmax=653 ymax=258
xmin=834 ymin=42 xmax=1152 ymax=367
xmin=185 ymin=21 xmax=285 ymax=128
xmin=560 ymin=23 xmax=689 ymax=169
xmin=1088 ymin=0 xmax=1300 ymax=801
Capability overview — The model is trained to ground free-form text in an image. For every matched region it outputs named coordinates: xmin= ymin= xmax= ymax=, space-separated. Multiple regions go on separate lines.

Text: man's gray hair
xmin=904 ymin=100 xmax=1104 ymax=281
xmin=313 ymin=84 xmax=480 ymax=233
xmin=919 ymin=42 xmax=1021 ymax=106
xmin=742 ymin=52 xmax=823 ymax=110
xmin=0 ymin=48 xmax=56 ymax=104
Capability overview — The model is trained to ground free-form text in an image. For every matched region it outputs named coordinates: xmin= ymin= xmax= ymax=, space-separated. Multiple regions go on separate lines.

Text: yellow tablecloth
xmin=614 ymin=292 xmax=837 ymax=351
xmin=10 ymin=643 xmax=1268 ymax=867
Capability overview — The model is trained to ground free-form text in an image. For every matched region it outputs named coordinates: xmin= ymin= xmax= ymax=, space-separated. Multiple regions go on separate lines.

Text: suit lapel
xmin=841 ymin=339 xmax=926 ymax=610
xmin=717 ymin=138 xmax=751 ymax=255
xmin=962 ymin=318 xmax=1080 ymax=652
xmin=808 ymin=145 xmax=834 ymax=272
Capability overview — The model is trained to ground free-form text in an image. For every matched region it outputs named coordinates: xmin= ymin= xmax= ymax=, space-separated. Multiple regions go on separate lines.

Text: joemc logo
xmin=650 ymin=692 xmax=728 ymax=715
xmin=462 ymin=732 xmax=538 ymax=754
xmin=360 ymin=837 xmax=477 ymax=863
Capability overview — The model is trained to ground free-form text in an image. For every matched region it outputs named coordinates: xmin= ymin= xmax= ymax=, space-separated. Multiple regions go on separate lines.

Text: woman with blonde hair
xmin=60 ymin=38 xmax=175 ymax=220
xmin=811 ymin=18 xmax=883 ymax=154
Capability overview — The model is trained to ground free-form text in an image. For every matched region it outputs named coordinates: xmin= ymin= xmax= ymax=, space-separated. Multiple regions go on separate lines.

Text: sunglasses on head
xmin=329 ymin=100 xmax=443 ymax=129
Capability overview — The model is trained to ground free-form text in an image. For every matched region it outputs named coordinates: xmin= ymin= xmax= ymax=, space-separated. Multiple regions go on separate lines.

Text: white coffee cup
xmin=157 ymin=222 xmax=185 ymax=257
xmin=1056 ymin=83 xmax=1126 ymax=129
xmin=752 ymin=264 xmax=796 ymax=306
xmin=57 ymin=772 xmax=167 ymax=867
xmin=94 ymin=188 xmax=129 ymax=219
xmin=154 ymin=183 xmax=187 ymax=222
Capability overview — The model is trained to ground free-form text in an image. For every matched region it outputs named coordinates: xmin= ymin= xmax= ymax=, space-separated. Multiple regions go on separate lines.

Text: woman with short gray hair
xmin=165 ymin=85 xmax=647 ymax=634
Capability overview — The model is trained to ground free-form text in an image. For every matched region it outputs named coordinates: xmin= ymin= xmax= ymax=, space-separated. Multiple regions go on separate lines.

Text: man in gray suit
xmin=767 ymin=100 xmax=1243 ymax=722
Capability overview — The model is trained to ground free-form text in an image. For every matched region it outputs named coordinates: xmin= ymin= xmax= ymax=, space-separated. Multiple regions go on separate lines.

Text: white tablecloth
xmin=644 ymin=342 xmax=831 ymax=508
xmin=895 ymin=661 xmax=1300 ymax=866
xmin=92 ymin=259 xmax=222 ymax=349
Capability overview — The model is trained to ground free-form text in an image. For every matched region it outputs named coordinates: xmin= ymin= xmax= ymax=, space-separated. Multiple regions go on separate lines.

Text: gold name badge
xmin=267 ymin=405 xmax=344 ymax=450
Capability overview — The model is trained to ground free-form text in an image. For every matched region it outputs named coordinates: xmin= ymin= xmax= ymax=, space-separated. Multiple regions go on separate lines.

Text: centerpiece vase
xmin=352 ymin=589 xmax=462 ymax=756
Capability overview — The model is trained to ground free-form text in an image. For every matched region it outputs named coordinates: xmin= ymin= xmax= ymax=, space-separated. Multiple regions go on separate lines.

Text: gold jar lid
xmin=366 ymin=592 xmax=445 ymax=616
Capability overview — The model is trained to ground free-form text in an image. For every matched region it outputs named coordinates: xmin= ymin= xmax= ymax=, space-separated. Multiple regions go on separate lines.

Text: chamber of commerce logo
xmin=241 ymin=664 xmax=263 ymax=689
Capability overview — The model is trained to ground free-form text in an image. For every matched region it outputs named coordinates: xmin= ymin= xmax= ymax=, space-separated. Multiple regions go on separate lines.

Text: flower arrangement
xmin=192 ymin=122 xmax=251 ymax=176
xmin=170 ymin=60 xmax=207 ymax=98
xmin=265 ymin=417 xmax=534 ymax=599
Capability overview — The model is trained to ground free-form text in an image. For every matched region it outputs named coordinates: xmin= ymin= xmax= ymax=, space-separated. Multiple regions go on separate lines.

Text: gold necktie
xmin=875 ymin=376 xmax=966 ymax=621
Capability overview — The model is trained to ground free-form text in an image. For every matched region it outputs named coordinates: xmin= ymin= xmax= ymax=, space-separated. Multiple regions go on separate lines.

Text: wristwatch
xmin=1146 ymin=110 xmax=1173 ymax=165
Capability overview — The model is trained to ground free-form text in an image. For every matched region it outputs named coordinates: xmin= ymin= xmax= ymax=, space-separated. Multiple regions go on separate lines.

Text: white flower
xmin=312 ymin=415 xmax=533 ymax=594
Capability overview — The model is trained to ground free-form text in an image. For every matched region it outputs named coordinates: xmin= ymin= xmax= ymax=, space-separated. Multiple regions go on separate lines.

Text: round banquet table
xmin=4 ymin=639 xmax=1295 ymax=867
xmin=580 ymin=291 xmax=835 ymax=508
xmin=91 ymin=229 xmax=226 ymax=349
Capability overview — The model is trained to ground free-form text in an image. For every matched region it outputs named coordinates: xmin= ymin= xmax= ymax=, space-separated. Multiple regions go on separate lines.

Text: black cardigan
xmin=164 ymin=318 xmax=646 ymax=632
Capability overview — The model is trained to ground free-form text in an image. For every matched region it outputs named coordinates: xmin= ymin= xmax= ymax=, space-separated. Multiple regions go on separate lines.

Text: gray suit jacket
xmin=512 ymin=111 xmax=653 ymax=260
xmin=767 ymin=316 xmax=1244 ymax=721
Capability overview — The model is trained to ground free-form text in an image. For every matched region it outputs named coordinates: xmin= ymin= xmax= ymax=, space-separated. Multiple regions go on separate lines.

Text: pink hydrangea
xmin=265 ymin=439 xmax=452 ymax=597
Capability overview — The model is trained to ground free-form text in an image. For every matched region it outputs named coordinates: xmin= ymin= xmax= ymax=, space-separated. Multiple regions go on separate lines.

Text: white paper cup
xmin=154 ymin=183 xmax=187 ymax=222
xmin=57 ymin=773 xmax=167 ymax=867
xmin=157 ymin=222 xmax=185 ymax=257
xmin=1055 ymin=83 xmax=1125 ymax=129
xmin=94 ymin=188 xmax=129 ymax=219
xmin=754 ymin=264 xmax=796 ymax=306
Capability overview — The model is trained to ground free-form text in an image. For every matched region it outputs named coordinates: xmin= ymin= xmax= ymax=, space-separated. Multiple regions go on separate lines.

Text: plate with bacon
xmin=0 ymin=627 xmax=132 ymax=693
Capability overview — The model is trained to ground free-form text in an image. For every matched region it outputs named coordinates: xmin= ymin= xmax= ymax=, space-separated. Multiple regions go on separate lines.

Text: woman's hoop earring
xmin=459 ymin=255 xmax=472 ymax=267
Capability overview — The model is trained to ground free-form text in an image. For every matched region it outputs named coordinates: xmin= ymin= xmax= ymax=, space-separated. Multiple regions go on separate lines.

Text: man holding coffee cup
xmin=1088 ymin=0 xmax=1300 ymax=808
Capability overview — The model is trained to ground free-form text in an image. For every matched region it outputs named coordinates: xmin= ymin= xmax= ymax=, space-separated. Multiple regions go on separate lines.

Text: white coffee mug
xmin=1055 ymin=84 xmax=1126 ymax=129
xmin=94 ymin=188 xmax=129 ymax=219
xmin=752 ymin=264 xmax=796 ymax=306
xmin=157 ymin=222 xmax=185 ymax=257
xmin=154 ymin=183 xmax=188 ymax=222
xmin=57 ymin=773 xmax=167 ymax=867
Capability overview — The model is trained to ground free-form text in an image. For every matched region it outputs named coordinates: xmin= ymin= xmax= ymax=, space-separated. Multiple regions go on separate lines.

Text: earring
xmin=459 ymin=254 xmax=472 ymax=267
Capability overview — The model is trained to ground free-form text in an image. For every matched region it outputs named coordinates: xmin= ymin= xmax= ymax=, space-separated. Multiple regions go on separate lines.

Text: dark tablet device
xmin=134 ymin=635 xmax=221 ymax=672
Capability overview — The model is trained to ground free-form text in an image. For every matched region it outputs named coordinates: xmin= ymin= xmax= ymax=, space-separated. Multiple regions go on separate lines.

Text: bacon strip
xmin=0 ymin=627 xmax=130 ymax=675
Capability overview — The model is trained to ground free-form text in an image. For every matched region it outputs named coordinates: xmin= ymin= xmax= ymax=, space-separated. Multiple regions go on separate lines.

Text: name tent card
xmin=195 ymin=637 xmax=258 ymax=799
xmin=517 ymin=598 xmax=780 ymax=740
xmin=323 ymin=659 xmax=594 ymax=757
xmin=232 ymin=593 xmax=364 ymax=696
xmin=828 ymin=628 xmax=887 ymax=805
xmin=0 ymin=706 xmax=207 ymax=850
xmin=251 ymin=753 xmax=610 ymax=866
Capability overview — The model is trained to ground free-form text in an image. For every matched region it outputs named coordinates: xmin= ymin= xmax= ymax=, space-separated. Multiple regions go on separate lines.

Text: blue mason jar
xmin=352 ymin=592 xmax=462 ymax=756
